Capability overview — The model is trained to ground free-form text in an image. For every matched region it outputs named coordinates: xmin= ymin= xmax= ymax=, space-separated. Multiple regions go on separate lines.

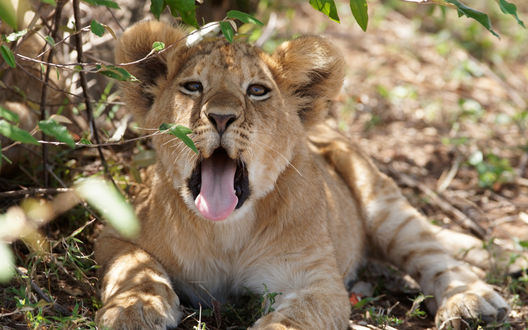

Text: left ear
xmin=269 ymin=36 xmax=345 ymax=126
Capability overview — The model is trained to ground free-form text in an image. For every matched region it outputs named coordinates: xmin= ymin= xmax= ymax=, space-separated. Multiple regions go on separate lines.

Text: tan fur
xmin=96 ymin=21 xmax=509 ymax=329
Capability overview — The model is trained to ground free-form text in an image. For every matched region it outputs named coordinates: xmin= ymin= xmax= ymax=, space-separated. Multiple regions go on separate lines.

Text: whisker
xmin=161 ymin=136 xmax=183 ymax=147
xmin=252 ymin=139 xmax=303 ymax=179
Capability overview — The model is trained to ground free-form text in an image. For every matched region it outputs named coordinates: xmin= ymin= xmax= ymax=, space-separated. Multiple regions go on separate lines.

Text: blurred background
xmin=0 ymin=0 xmax=527 ymax=328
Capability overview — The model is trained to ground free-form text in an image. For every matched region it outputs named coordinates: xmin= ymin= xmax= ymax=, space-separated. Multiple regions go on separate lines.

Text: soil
xmin=1 ymin=0 xmax=527 ymax=329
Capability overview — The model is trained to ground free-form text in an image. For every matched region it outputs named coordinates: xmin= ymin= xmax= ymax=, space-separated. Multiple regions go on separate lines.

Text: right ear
xmin=115 ymin=21 xmax=187 ymax=123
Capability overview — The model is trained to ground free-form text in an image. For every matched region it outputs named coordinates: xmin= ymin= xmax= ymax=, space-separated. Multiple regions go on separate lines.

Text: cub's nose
xmin=207 ymin=113 xmax=237 ymax=135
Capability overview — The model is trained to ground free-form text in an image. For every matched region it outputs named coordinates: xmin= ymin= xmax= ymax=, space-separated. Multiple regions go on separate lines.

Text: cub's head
xmin=116 ymin=21 xmax=344 ymax=222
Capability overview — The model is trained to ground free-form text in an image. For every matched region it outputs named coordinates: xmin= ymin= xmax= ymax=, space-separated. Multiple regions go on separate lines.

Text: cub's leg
xmin=310 ymin=125 xmax=509 ymax=328
xmin=95 ymin=232 xmax=182 ymax=329
xmin=248 ymin=253 xmax=350 ymax=330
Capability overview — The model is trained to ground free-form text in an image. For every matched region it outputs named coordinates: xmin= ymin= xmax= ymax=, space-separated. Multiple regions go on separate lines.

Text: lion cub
xmin=95 ymin=21 xmax=509 ymax=329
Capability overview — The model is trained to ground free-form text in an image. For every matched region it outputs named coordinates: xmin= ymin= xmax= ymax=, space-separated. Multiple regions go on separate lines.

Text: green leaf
xmin=97 ymin=65 xmax=138 ymax=82
xmin=166 ymin=0 xmax=198 ymax=27
xmin=38 ymin=119 xmax=76 ymax=148
xmin=75 ymin=177 xmax=139 ymax=238
xmin=103 ymin=24 xmax=117 ymax=39
xmin=0 ymin=243 xmax=14 ymax=283
xmin=152 ymin=41 xmax=165 ymax=51
xmin=41 ymin=0 xmax=56 ymax=5
xmin=0 ymin=45 xmax=16 ymax=68
xmin=219 ymin=21 xmax=235 ymax=43
xmin=0 ymin=120 xmax=39 ymax=145
xmin=0 ymin=0 xmax=17 ymax=29
xmin=0 ymin=106 xmax=19 ymax=123
xmin=0 ymin=146 xmax=13 ymax=165
xmin=150 ymin=0 xmax=165 ymax=20
xmin=499 ymin=0 xmax=525 ymax=28
xmin=4 ymin=29 xmax=27 ymax=42
xmin=44 ymin=35 xmax=55 ymax=46
xmin=159 ymin=123 xmax=198 ymax=154
xmin=81 ymin=0 xmax=119 ymax=9
xmin=309 ymin=0 xmax=340 ymax=23
xmin=353 ymin=297 xmax=376 ymax=309
xmin=90 ymin=20 xmax=105 ymax=37
xmin=445 ymin=0 xmax=499 ymax=38
xmin=519 ymin=240 xmax=528 ymax=249
xmin=226 ymin=10 xmax=263 ymax=26
xmin=349 ymin=0 xmax=368 ymax=31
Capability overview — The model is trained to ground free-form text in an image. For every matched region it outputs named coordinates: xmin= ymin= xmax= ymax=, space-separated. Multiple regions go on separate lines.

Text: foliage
xmin=0 ymin=44 xmax=16 ymax=68
xmin=308 ymin=0 xmax=524 ymax=35
xmin=75 ymin=177 xmax=139 ymax=238
xmin=468 ymin=151 xmax=514 ymax=189
xmin=159 ymin=123 xmax=198 ymax=154
xmin=0 ymin=0 xmax=17 ymax=29
xmin=0 ymin=0 xmax=526 ymax=328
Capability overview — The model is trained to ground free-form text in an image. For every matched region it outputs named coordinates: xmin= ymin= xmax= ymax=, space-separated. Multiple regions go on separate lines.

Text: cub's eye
xmin=181 ymin=81 xmax=203 ymax=94
xmin=247 ymin=84 xmax=270 ymax=100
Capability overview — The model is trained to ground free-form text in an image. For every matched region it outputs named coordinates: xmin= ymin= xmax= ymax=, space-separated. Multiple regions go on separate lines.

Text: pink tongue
xmin=195 ymin=153 xmax=238 ymax=221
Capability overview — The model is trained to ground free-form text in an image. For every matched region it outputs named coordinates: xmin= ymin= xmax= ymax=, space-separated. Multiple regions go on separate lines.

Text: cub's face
xmin=116 ymin=22 xmax=344 ymax=222
xmin=148 ymin=41 xmax=300 ymax=221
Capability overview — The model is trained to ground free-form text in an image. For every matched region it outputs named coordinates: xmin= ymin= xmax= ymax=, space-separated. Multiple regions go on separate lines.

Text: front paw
xmin=435 ymin=283 xmax=509 ymax=329
xmin=96 ymin=292 xmax=182 ymax=329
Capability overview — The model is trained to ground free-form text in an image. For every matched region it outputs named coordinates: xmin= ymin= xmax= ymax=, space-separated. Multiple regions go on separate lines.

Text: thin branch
xmin=72 ymin=0 xmax=116 ymax=189
xmin=16 ymin=53 xmax=100 ymax=70
xmin=15 ymin=24 xmax=214 ymax=70
xmin=14 ymin=61 xmax=84 ymax=100
xmin=0 ymin=85 xmax=124 ymax=106
xmin=36 ymin=26 xmax=91 ymax=59
xmin=39 ymin=0 xmax=67 ymax=187
xmin=0 ymin=188 xmax=72 ymax=198
xmin=380 ymin=163 xmax=487 ymax=239
xmin=1 ymin=129 xmax=161 ymax=153
xmin=106 ymin=6 xmax=125 ymax=32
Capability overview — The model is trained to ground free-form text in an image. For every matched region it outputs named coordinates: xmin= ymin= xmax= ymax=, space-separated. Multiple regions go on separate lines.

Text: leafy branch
xmin=309 ymin=0 xmax=525 ymax=36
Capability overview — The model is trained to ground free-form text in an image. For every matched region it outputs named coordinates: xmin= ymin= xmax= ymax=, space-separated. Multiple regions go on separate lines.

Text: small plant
xmin=193 ymin=305 xmax=208 ymax=330
xmin=468 ymin=150 xmax=514 ymax=190
xmin=406 ymin=294 xmax=432 ymax=320
xmin=259 ymin=284 xmax=281 ymax=315
xmin=366 ymin=306 xmax=404 ymax=327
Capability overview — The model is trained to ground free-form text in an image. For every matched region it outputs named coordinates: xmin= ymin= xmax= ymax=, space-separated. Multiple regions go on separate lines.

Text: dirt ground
xmin=1 ymin=0 xmax=527 ymax=329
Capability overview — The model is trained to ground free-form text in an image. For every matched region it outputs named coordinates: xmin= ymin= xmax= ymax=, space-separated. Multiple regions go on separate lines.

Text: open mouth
xmin=188 ymin=148 xmax=249 ymax=221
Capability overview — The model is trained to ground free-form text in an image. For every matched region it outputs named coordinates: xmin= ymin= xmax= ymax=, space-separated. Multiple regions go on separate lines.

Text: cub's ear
xmin=115 ymin=21 xmax=187 ymax=123
xmin=270 ymin=36 xmax=345 ymax=127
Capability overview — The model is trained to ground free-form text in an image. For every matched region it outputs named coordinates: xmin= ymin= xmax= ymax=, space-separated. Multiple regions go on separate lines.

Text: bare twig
xmin=1 ymin=84 xmax=124 ymax=106
xmin=73 ymin=0 xmax=117 ymax=189
xmin=15 ymin=23 xmax=213 ymax=72
xmin=14 ymin=58 xmax=84 ymax=99
xmin=0 ymin=187 xmax=72 ymax=198
xmin=16 ymin=52 xmax=102 ymax=70
xmin=381 ymin=164 xmax=487 ymax=239
xmin=1 ymin=131 xmax=161 ymax=153
xmin=436 ymin=154 xmax=462 ymax=193
xmin=36 ymin=26 xmax=91 ymax=59
xmin=39 ymin=0 xmax=67 ymax=187
xmin=106 ymin=6 xmax=125 ymax=32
